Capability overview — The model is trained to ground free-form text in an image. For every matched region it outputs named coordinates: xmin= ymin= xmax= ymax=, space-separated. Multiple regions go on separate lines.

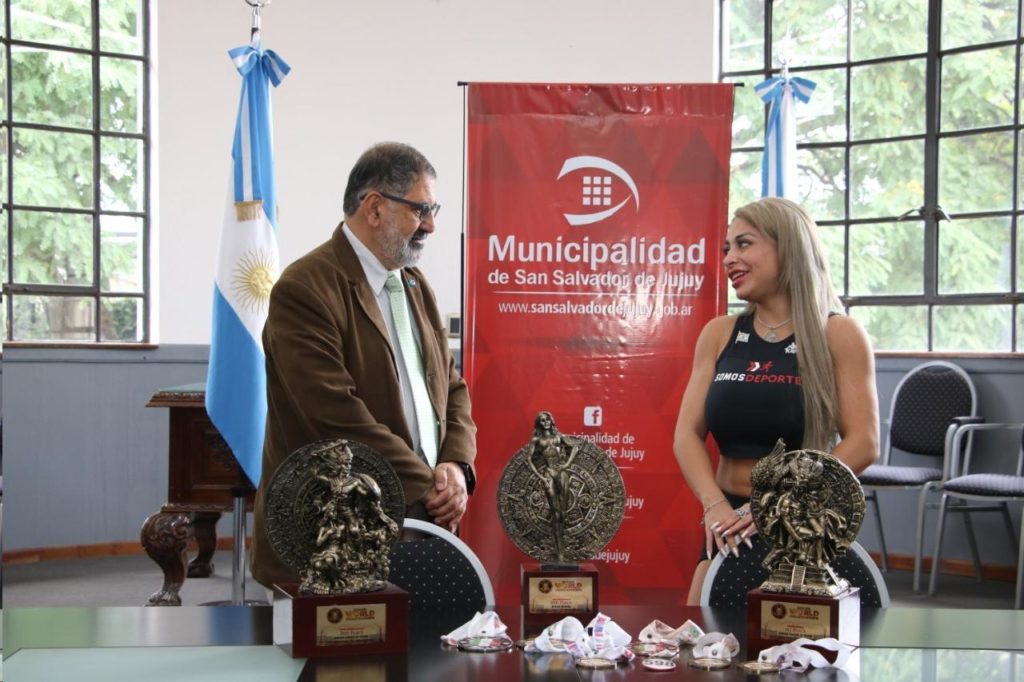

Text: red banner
xmin=462 ymin=83 xmax=734 ymax=605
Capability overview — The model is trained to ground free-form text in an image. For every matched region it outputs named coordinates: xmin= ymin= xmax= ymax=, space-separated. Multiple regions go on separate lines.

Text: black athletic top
xmin=704 ymin=314 xmax=804 ymax=458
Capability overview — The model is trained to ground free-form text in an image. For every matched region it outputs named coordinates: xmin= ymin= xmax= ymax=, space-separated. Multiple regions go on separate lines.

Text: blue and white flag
xmin=755 ymin=75 xmax=815 ymax=199
xmin=206 ymin=42 xmax=290 ymax=487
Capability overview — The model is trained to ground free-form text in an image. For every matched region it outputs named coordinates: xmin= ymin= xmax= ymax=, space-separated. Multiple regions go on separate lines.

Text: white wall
xmin=156 ymin=0 xmax=717 ymax=343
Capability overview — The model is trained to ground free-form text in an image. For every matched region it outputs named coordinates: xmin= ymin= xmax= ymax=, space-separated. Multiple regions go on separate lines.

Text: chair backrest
xmin=699 ymin=541 xmax=889 ymax=608
xmin=1018 ymin=426 xmax=1024 ymax=478
xmin=847 ymin=541 xmax=890 ymax=607
xmin=387 ymin=518 xmax=494 ymax=610
xmin=885 ymin=361 xmax=976 ymax=461
xmin=948 ymin=422 xmax=1024 ymax=479
xmin=699 ymin=539 xmax=770 ymax=608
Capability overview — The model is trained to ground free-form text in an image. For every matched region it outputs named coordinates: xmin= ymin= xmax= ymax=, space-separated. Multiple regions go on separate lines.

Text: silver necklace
xmin=756 ymin=314 xmax=791 ymax=342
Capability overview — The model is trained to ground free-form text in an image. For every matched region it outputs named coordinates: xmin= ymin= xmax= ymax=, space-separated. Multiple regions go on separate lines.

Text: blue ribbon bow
xmin=754 ymin=75 xmax=816 ymax=198
xmin=228 ymin=44 xmax=291 ymax=87
xmin=755 ymin=76 xmax=816 ymax=137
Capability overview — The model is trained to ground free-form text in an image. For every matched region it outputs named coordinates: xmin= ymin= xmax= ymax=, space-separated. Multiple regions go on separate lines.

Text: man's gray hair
xmin=342 ymin=142 xmax=436 ymax=217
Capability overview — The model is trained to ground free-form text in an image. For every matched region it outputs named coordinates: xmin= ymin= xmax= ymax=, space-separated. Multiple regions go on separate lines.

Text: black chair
xmin=698 ymin=540 xmax=889 ymax=608
xmin=388 ymin=518 xmax=494 ymax=610
xmin=929 ymin=422 xmax=1024 ymax=609
xmin=858 ymin=360 xmax=977 ymax=589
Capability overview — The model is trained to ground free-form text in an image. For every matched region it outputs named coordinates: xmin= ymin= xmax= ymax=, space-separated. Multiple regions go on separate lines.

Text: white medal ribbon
xmin=526 ymin=613 xmax=634 ymax=661
xmin=527 ymin=616 xmax=587 ymax=653
xmin=440 ymin=611 xmax=508 ymax=646
xmin=638 ymin=618 xmax=705 ymax=645
xmin=757 ymin=637 xmax=853 ymax=672
xmin=692 ymin=632 xmax=741 ymax=661
xmin=586 ymin=613 xmax=635 ymax=661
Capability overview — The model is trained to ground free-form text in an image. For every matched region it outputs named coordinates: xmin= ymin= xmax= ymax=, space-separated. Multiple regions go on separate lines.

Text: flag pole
xmin=206 ymin=0 xmax=289 ymax=606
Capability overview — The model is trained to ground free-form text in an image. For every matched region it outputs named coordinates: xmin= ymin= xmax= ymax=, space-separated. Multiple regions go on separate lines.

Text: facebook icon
xmin=583 ymin=406 xmax=602 ymax=427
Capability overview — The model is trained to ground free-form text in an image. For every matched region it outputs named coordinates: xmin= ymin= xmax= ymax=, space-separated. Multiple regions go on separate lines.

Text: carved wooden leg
xmin=141 ymin=511 xmax=193 ymax=606
xmin=188 ymin=511 xmax=221 ymax=578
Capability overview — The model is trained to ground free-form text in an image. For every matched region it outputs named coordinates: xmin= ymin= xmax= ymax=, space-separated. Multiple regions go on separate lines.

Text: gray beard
xmin=376 ymin=219 xmax=423 ymax=269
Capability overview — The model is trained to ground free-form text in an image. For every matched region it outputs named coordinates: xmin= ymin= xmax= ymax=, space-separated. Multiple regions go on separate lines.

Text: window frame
xmin=1 ymin=0 xmax=152 ymax=345
xmin=719 ymin=0 xmax=1023 ymax=355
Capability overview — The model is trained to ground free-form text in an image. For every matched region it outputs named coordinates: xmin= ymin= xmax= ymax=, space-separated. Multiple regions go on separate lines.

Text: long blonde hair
xmin=733 ymin=197 xmax=843 ymax=450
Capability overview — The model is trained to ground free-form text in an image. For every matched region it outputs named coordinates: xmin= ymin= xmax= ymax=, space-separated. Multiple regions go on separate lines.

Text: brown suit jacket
xmin=251 ymin=224 xmax=476 ymax=587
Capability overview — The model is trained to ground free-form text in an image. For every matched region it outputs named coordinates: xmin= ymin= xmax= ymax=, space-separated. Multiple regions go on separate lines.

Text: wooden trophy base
xmin=521 ymin=563 xmax=599 ymax=638
xmin=747 ymin=587 xmax=860 ymax=656
xmin=273 ymin=583 xmax=409 ymax=658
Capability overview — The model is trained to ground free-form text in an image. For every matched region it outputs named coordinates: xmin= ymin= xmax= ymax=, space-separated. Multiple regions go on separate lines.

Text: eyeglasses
xmin=372 ymin=191 xmax=441 ymax=221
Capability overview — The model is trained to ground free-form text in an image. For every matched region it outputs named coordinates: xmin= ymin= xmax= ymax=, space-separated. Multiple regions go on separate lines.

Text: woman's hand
xmin=704 ymin=502 xmax=756 ymax=558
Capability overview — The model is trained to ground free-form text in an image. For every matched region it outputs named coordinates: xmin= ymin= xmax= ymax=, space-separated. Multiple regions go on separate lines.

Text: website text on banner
xmin=462 ymin=83 xmax=734 ymax=605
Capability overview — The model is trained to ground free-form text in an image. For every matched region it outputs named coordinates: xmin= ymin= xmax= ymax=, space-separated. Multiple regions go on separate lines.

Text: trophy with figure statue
xmin=263 ymin=438 xmax=407 ymax=658
xmin=746 ymin=442 xmax=865 ymax=653
xmin=497 ymin=411 xmax=626 ymax=637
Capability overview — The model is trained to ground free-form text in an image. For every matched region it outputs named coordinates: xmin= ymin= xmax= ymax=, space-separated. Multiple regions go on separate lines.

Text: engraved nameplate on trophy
xmin=272 ymin=583 xmax=409 ymax=658
xmin=264 ymin=438 xmax=408 ymax=658
xmin=523 ymin=573 xmax=596 ymax=613
xmin=497 ymin=411 xmax=625 ymax=637
xmin=745 ymin=444 xmax=865 ymax=654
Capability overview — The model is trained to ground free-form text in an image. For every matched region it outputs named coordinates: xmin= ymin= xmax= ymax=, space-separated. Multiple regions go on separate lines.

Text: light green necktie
xmin=384 ymin=271 xmax=438 ymax=467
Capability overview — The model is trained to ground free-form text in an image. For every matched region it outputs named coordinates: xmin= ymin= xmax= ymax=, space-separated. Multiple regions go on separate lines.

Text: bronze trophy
xmin=264 ymin=438 xmax=408 ymax=658
xmin=497 ymin=411 xmax=626 ymax=637
xmin=746 ymin=443 xmax=865 ymax=653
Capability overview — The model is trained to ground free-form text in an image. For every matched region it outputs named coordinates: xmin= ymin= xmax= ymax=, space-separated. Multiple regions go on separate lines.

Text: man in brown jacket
xmin=251 ymin=142 xmax=477 ymax=588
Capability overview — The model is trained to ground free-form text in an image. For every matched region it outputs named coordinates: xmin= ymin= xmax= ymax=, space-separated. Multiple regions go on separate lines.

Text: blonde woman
xmin=673 ymin=197 xmax=879 ymax=605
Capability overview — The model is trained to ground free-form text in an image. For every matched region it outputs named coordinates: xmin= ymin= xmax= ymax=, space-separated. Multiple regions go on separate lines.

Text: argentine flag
xmin=755 ymin=74 xmax=815 ymax=199
xmin=206 ymin=42 xmax=290 ymax=487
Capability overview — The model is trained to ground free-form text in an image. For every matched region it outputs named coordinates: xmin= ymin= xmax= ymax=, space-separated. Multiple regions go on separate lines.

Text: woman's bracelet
xmin=700 ymin=498 xmax=728 ymax=525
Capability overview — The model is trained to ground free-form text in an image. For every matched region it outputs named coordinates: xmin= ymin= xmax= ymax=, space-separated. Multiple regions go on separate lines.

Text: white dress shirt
xmin=342 ymin=222 xmax=430 ymax=465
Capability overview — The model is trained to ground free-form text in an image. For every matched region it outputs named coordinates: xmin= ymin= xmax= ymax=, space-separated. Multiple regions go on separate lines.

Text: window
xmin=721 ymin=0 xmax=1022 ymax=353
xmin=1 ymin=0 xmax=150 ymax=344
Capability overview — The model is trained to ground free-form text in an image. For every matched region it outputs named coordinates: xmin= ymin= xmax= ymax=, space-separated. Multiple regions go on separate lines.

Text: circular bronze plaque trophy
xmin=265 ymin=438 xmax=404 ymax=594
xmin=746 ymin=442 xmax=866 ymax=654
xmin=750 ymin=444 xmax=865 ymax=596
xmin=497 ymin=411 xmax=626 ymax=636
xmin=264 ymin=438 xmax=408 ymax=659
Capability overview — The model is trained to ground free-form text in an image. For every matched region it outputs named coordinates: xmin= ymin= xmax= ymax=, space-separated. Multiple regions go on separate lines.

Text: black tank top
xmin=705 ymin=314 xmax=804 ymax=458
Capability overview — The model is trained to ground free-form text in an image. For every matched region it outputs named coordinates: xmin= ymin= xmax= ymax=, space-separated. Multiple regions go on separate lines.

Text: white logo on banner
xmin=583 ymin=406 xmax=603 ymax=427
xmin=557 ymin=156 xmax=640 ymax=226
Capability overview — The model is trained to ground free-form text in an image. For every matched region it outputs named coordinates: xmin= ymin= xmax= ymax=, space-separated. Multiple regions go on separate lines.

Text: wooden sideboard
xmin=140 ymin=383 xmax=254 ymax=606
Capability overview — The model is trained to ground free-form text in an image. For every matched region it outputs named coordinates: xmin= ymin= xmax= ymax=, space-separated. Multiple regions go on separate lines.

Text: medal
xmin=457 ymin=635 xmax=514 ymax=652
xmin=545 ymin=637 xmax=568 ymax=651
xmin=642 ymin=657 xmax=677 ymax=671
xmin=576 ymin=657 xmax=615 ymax=669
xmin=740 ymin=660 xmax=781 ymax=674
xmin=628 ymin=641 xmax=678 ymax=657
xmin=688 ymin=656 xmax=731 ymax=670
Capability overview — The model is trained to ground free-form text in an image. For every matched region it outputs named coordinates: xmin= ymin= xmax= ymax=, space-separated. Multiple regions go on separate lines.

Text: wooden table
xmin=140 ymin=383 xmax=253 ymax=606
xmin=7 ymin=604 xmax=1024 ymax=680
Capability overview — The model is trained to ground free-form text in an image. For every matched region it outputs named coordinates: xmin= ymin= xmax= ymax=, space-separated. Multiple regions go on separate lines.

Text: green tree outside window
xmin=722 ymin=0 xmax=1023 ymax=352
xmin=2 ymin=0 xmax=148 ymax=344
